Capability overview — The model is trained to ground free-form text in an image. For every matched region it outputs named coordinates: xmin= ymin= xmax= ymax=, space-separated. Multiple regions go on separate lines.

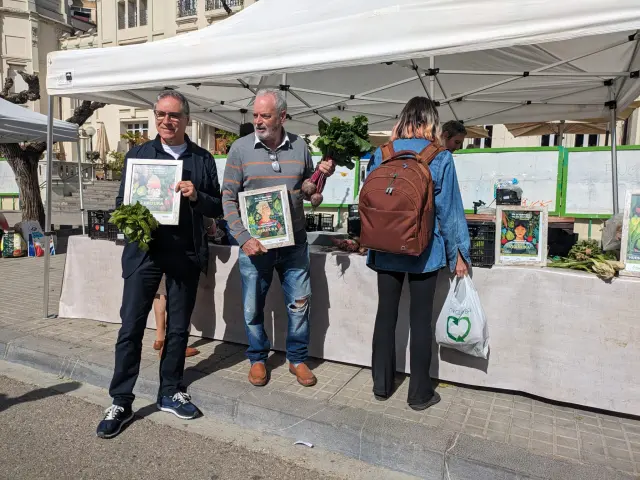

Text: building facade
xmin=59 ymin=0 xmax=257 ymax=166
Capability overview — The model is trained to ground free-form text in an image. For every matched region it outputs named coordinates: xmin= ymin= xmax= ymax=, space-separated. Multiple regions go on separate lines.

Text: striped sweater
xmin=222 ymin=132 xmax=314 ymax=246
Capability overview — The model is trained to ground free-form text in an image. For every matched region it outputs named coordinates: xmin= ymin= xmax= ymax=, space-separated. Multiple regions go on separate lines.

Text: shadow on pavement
xmin=0 ymin=381 xmax=81 ymax=413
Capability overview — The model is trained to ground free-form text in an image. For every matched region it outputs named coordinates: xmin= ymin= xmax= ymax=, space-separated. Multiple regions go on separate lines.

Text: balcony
xmin=206 ymin=0 xmax=243 ymax=10
xmin=177 ymin=0 xmax=198 ymax=18
xmin=205 ymin=0 xmax=243 ymax=20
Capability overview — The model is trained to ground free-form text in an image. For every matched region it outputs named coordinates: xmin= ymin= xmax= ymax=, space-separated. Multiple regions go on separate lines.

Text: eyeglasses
xmin=269 ymin=152 xmax=281 ymax=173
xmin=154 ymin=110 xmax=184 ymax=122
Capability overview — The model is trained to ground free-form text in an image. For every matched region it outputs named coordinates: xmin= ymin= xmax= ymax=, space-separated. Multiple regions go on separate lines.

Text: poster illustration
xmin=620 ymin=191 xmax=640 ymax=276
xmin=123 ymin=159 xmax=183 ymax=225
xmin=238 ymin=185 xmax=294 ymax=249
xmin=495 ymin=206 xmax=548 ymax=266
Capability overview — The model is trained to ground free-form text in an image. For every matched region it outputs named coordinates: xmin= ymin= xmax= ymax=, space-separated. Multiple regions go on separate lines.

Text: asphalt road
xmin=0 ymin=374 xmax=345 ymax=480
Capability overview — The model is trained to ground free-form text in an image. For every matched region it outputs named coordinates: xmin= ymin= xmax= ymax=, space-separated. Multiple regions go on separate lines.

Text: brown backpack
xmin=358 ymin=141 xmax=444 ymax=256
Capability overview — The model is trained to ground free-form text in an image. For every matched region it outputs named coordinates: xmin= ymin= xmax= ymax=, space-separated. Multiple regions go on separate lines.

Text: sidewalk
xmin=1 ymin=254 xmax=639 ymax=479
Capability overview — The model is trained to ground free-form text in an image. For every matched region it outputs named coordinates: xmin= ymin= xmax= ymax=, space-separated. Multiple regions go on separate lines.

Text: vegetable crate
xmin=468 ymin=222 xmax=495 ymax=268
xmin=88 ymin=210 xmax=115 ymax=240
xmin=305 ymin=214 xmax=320 ymax=232
xmin=320 ymin=214 xmax=335 ymax=232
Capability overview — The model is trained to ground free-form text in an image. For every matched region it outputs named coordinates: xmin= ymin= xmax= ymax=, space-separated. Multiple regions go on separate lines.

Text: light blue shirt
xmin=365 ymin=138 xmax=471 ymax=274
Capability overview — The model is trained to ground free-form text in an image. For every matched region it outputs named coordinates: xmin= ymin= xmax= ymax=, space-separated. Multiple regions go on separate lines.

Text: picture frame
xmin=123 ymin=159 xmax=183 ymax=226
xmin=495 ymin=206 xmax=548 ymax=267
xmin=620 ymin=190 xmax=640 ymax=278
xmin=238 ymin=185 xmax=295 ymax=249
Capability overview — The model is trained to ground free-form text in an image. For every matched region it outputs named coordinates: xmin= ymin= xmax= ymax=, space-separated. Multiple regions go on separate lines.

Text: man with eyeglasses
xmin=96 ymin=91 xmax=223 ymax=439
xmin=222 ymin=88 xmax=335 ymax=388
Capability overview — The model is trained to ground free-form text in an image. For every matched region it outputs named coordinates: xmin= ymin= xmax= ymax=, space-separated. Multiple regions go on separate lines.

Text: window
xmin=118 ymin=1 xmax=125 ymax=29
xmin=70 ymin=6 xmax=92 ymax=21
xmin=574 ymin=134 xmax=584 ymax=147
xmin=127 ymin=122 xmax=148 ymax=135
xmin=541 ymin=134 xmax=550 ymax=147
xmin=588 ymin=134 xmax=599 ymax=147
xmin=177 ymin=0 xmax=197 ymax=17
xmin=140 ymin=0 xmax=148 ymax=26
xmin=127 ymin=0 xmax=137 ymax=27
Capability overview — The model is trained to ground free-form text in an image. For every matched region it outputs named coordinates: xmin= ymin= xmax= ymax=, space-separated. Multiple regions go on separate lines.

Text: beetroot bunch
xmin=302 ymin=115 xmax=372 ymax=207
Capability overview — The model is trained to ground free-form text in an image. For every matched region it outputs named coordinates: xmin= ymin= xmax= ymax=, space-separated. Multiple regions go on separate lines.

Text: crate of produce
xmin=305 ymin=213 xmax=321 ymax=232
xmin=320 ymin=214 xmax=335 ymax=232
xmin=468 ymin=222 xmax=495 ymax=268
xmin=88 ymin=210 xmax=113 ymax=240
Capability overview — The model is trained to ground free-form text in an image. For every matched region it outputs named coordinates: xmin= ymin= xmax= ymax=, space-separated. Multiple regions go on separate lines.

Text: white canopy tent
xmin=43 ymin=0 xmax=640 ymax=317
xmin=0 ymin=98 xmax=78 ymax=143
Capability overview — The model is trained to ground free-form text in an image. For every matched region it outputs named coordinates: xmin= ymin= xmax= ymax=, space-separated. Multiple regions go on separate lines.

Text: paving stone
xmin=556 ymin=445 xmax=581 ymax=461
xmin=556 ymin=435 xmax=579 ymax=450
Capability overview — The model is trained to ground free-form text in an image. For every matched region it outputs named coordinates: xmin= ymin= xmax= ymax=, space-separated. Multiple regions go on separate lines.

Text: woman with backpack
xmin=361 ymin=96 xmax=471 ymax=411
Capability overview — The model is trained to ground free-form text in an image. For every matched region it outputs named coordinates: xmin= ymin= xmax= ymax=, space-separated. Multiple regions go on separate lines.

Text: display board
xmin=0 ymin=160 xmax=19 ymax=195
xmin=453 ymin=149 xmax=561 ymax=214
xmin=212 ymin=156 xmax=357 ymax=207
xmin=563 ymin=148 xmax=640 ymax=217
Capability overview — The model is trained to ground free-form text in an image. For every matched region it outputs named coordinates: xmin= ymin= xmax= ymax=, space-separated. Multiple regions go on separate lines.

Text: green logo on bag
xmin=446 ymin=316 xmax=471 ymax=343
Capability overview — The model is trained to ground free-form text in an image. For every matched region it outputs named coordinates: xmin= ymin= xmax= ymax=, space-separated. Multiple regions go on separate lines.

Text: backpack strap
xmin=380 ymin=142 xmax=396 ymax=161
xmin=416 ymin=142 xmax=446 ymax=165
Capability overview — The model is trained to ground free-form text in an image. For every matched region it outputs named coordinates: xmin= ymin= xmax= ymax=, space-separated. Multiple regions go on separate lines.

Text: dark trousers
xmin=110 ymin=255 xmax=200 ymax=407
xmin=372 ymin=270 xmax=438 ymax=405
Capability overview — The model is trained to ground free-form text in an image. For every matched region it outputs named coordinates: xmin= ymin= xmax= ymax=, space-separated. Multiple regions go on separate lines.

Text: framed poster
xmin=495 ymin=206 xmax=548 ymax=266
xmin=620 ymin=190 xmax=640 ymax=277
xmin=238 ymin=185 xmax=294 ymax=249
xmin=123 ymin=159 xmax=183 ymax=225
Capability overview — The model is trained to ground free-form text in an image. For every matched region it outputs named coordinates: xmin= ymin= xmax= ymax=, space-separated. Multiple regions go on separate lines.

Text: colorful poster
xmin=123 ymin=159 xmax=183 ymax=225
xmin=621 ymin=192 xmax=640 ymax=275
xmin=238 ymin=185 xmax=294 ymax=249
xmin=495 ymin=206 xmax=548 ymax=266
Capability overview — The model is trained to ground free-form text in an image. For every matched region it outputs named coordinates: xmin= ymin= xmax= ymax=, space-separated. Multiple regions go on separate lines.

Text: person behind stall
xmin=364 ymin=96 xmax=471 ymax=411
xmin=627 ymin=196 xmax=640 ymax=256
xmin=239 ymin=122 xmax=255 ymax=138
xmin=502 ymin=220 xmax=537 ymax=256
xmin=441 ymin=120 xmax=467 ymax=153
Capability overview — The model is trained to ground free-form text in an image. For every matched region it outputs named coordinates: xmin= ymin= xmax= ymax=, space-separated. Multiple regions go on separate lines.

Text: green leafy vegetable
xmin=548 ymin=240 xmax=623 ymax=280
xmin=109 ymin=202 xmax=159 ymax=252
xmin=313 ymin=115 xmax=373 ymax=169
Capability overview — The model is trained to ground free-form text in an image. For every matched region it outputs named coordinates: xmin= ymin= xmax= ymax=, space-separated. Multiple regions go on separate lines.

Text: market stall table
xmin=60 ymin=236 xmax=640 ymax=416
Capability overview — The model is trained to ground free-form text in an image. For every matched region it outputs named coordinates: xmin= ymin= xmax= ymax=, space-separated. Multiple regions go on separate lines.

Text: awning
xmin=46 ymin=0 xmax=640 ymax=134
xmin=0 ymin=98 xmax=78 ymax=143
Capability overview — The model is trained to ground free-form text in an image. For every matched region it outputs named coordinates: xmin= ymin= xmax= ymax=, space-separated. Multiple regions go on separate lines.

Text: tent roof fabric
xmin=46 ymin=0 xmax=640 ymax=134
xmin=0 ymin=98 xmax=79 ymax=143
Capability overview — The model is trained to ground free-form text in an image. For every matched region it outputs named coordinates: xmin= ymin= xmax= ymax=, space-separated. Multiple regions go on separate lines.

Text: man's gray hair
xmin=255 ymin=88 xmax=287 ymax=115
xmin=154 ymin=90 xmax=190 ymax=116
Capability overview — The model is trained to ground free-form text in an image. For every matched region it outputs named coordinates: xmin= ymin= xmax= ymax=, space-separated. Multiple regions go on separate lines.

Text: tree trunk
xmin=7 ymin=156 xmax=45 ymax=229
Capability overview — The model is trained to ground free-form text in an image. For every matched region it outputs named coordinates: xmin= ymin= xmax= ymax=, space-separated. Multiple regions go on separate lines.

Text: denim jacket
xmin=365 ymin=138 xmax=471 ymax=274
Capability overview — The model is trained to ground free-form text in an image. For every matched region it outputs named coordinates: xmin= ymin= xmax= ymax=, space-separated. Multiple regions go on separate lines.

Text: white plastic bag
xmin=435 ymin=276 xmax=489 ymax=359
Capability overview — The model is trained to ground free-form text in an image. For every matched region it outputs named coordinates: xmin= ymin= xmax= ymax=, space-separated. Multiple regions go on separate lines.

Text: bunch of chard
xmin=302 ymin=115 xmax=373 ymax=208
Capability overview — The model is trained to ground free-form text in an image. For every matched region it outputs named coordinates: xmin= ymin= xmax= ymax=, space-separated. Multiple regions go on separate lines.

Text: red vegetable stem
xmin=317 ymin=172 xmax=327 ymax=194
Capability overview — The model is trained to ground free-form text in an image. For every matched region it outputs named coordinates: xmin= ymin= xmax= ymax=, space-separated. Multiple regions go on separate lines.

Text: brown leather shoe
xmin=248 ymin=362 xmax=268 ymax=386
xmin=289 ymin=362 xmax=317 ymax=387
xmin=185 ymin=346 xmax=200 ymax=357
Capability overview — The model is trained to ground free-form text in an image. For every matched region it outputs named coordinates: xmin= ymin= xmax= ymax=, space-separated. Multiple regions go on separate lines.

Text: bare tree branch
xmin=220 ymin=0 xmax=232 ymax=15
xmin=0 ymin=71 xmax=40 ymax=105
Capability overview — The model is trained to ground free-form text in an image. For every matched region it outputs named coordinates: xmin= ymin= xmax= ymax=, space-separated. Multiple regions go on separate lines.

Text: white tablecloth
xmin=60 ymin=236 xmax=640 ymax=415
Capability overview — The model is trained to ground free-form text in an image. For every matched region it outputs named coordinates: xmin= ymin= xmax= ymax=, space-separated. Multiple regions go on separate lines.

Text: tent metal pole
xmin=43 ymin=95 xmax=55 ymax=319
xmin=429 ymin=57 xmax=436 ymax=98
xmin=76 ymin=136 xmax=86 ymax=235
xmin=611 ymin=106 xmax=619 ymax=215
xmin=288 ymin=89 xmax=331 ymax=122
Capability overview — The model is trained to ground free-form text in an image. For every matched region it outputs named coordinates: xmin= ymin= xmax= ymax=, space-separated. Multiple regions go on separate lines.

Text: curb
xmin=0 ymin=327 xmax=634 ymax=480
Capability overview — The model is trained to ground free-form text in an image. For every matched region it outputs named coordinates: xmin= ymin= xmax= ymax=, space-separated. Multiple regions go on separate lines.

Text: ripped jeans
xmin=238 ymin=242 xmax=311 ymax=365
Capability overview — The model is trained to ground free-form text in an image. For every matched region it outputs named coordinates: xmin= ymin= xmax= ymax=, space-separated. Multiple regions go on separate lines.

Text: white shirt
xmin=162 ymin=142 xmax=187 ymax=159
xmin=253 ymin=132 xmax=290 ymax=151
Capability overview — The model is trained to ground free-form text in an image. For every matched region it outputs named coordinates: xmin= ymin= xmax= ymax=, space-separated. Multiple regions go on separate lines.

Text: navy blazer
xmin=116 ymin=135 xmax=223 ymax=278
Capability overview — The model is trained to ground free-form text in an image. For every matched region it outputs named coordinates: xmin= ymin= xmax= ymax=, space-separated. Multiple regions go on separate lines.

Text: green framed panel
xmin=456 ymin=146 xmax=564 ymax=217
xmin=561 ymin=145 xmax=640 ymax=219
xmin=454 ymin=147 xmax=560 ymax=154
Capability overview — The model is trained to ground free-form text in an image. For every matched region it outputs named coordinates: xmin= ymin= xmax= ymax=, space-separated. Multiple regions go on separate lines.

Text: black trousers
xmin=110 ymin=255 xmax=200 ymax=407
xmin=372 ymin=270 xmax=438 ymax=405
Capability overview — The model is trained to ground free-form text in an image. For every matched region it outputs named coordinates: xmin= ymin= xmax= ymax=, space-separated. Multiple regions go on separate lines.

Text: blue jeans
xmin=238 ymin=242 xmax=311 ymax=364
